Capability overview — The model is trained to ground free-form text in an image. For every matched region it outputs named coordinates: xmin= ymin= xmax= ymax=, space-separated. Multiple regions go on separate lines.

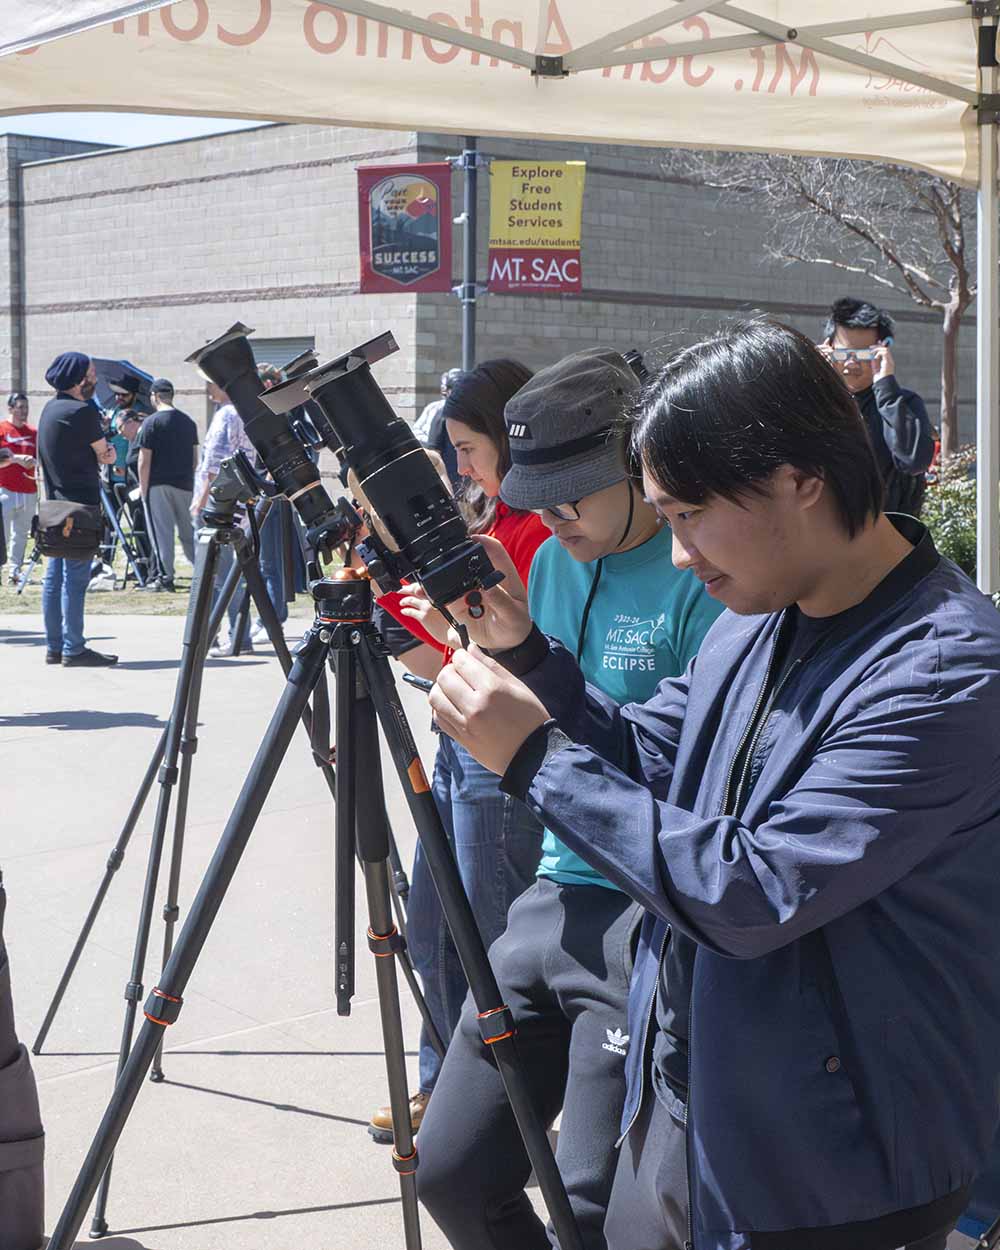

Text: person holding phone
xmin=818 ymin=298 xmax=934 ymax=516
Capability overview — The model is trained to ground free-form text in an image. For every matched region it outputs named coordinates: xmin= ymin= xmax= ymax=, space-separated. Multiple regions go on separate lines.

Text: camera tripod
xmin=36 ymin=466 xmax=441 ymax=1238
xmin=47 ymin=505 xmax=584 ymax=1250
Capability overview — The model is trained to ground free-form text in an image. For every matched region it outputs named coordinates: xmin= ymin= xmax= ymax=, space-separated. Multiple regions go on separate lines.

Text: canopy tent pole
xmin=459 ymin=137 xmax=479 ymax=372
xmin=978 ymin=16 xmax=999 ymax=594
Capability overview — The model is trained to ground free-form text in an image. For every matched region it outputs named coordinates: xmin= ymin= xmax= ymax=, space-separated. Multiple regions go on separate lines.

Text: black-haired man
xmin=820 ymin=297 xmax=934 ymax=515
xmin=430 ymin=318 xmax=1000 ymax=1250
xmin=135 ymin=378 xmax=198 ymax=591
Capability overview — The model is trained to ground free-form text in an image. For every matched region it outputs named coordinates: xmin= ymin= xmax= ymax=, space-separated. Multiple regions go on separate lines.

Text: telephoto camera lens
xmin=263 ymin=336 xmax=501 ymax=610
xmin=185 ymin=325 xmax=351 ymax=554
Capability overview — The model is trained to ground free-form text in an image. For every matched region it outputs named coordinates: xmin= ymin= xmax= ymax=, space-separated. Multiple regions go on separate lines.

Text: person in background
xmin=0 ymin=393 xmax=38 ymax=586
xmin=36 ymin=352 xmax=118 ymax=667
xmin=423 ymin=368 xmax=466 ymax=489
xmin=414 ymin=349 xmax=722 ymax=1250
xmin=413 ymin=367 xmax=463 ymax=444
xmin=191 ymin=382 xmax=256 ymax=657
xmin=135 ymin=378 xmax=199 ymax=593
xmin=105 ymin=409 xmax=141 ymax=493
xmin=103 ymin=373 xmax=142 ymax=431
xmin=249 ymin=363 xmax=293 ymax=644
xmin=819 ymin=297 xmax=934 ymax=516
xmin=367 ymin=360 xmax=549 ymax=1143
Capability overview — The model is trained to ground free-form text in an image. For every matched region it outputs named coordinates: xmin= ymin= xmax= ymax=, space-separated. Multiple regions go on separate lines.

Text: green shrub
xmin=921 ymin=447 xmax=1000 ymax=607
xmin=922 ymin=447 xmax=979 ymax=578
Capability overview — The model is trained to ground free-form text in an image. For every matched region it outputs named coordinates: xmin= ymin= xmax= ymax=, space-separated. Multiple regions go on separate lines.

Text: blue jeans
xmin=407 ymin=733 xmax=543 ymax=1094
xmin=257 ymin=501 xmax=289 ymax=625
xmin=42 ymin=556 xmax=91 ymax=656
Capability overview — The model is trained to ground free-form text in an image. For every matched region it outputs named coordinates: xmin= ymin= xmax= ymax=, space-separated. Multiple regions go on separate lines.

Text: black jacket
xmin=856 ymin=376 xmax=934 ymax=515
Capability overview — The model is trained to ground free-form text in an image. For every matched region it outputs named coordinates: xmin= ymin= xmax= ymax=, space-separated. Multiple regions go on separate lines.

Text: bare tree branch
xmin=662 ymin=148 xmax=978 ymax=448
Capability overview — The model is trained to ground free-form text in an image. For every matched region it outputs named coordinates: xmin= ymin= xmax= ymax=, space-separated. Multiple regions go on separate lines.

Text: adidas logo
xmin=602 ymin=1027 xmax=630 ymax=1057
xmin=507 ymin=421 xmax=532 ymax=439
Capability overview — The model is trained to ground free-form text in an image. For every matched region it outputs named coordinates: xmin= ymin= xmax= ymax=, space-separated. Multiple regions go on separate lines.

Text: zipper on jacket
xmin=729 ymin=658 xmax=804 ymax=818
xmin=616 ymin=925 xmax=671 ymax=1147
xmin=720 ymin=626 xmax=783 ymax=816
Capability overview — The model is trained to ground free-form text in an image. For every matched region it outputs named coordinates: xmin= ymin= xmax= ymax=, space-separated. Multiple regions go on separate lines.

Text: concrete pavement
xmin=1 ymin=612 xmax=464 ymax=1250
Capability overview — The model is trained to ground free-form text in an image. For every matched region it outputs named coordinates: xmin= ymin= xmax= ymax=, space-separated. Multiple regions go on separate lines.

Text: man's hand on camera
xmin=872 ymin=342 xmax=895 ymax=382
xmin=438 ymin=534 xmax=534 ymax=652
xmin=429 ymin=644 xmax=550 ymax=776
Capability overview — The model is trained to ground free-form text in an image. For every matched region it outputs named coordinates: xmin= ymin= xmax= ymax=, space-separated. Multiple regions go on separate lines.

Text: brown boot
xmin=368 ymin=1090 xmax=430 ymax=1145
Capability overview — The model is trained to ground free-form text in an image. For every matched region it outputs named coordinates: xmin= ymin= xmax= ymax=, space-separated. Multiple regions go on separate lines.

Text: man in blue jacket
xmin=429 ymin=318 xmax=1000 ymax=1250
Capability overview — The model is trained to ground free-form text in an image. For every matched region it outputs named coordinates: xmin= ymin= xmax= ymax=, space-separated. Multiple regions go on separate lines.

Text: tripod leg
xmin=239 ymin=555 xmax=442 ymax=1053
xmin=33 ymin=730 xmax=167 ymax=1055
xmin=231 ymin=583 xmax=252 ymax=656
xmin=357 ymin=642 xmax=584 ymax=1250
xmin=150 ymin=614 xmax=212 ymax=1083
xmin=340 ymin=649 xmax=421 ymax=1250
xmin=15 ymin=548 xmax=40 ymax=594
xmin=334 ymin=650 xmax=356 ymax=1016
xmin=47 ymin=627 xmax=330 ymax=1250
xmin=149 ymin=527 xmax=271 ymax=1080
xmin=100 ymin=487 xmax=145 ymax=587
xmin=88 ymin=533 xmax=221 ymax=1238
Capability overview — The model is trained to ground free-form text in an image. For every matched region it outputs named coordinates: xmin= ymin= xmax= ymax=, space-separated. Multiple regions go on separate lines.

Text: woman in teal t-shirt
xmin=416 ymin=349 xmax=723 ymax=1250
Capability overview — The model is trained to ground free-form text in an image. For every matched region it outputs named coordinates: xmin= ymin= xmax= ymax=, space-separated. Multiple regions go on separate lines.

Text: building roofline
xmin=14 ymin=120 xmax=284 ymax=168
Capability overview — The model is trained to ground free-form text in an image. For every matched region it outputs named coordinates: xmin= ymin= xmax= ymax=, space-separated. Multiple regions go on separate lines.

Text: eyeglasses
xmin=829 ymin=347 xmax=878 ymax=362
xmin=530 ymin=501 xmax=582 ymax=522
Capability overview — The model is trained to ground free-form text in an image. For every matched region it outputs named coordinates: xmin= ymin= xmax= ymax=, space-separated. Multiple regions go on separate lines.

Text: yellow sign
xmin=488 ymin=160 xmax=586 ymax=293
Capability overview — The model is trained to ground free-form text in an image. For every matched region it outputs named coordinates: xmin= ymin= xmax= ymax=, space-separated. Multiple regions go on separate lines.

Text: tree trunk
xmin=940 ymin=301 xmax=962 ymax=458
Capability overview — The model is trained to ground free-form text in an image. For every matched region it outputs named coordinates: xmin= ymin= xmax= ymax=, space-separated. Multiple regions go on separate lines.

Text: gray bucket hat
xmin=499 ymin=348 xmax=639 ymax=512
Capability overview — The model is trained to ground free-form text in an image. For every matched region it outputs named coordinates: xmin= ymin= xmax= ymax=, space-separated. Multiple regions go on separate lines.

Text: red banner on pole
xmin=358 ymin=162 xmax=452 ymax=294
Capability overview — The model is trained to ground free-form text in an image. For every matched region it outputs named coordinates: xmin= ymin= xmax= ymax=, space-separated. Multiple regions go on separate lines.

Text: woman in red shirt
xmin=369 ymin=361 xmax=550 ymax=1141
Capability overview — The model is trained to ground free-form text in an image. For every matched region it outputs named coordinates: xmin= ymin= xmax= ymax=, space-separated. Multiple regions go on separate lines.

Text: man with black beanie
xmin=820 ymin=298 xmax=935 ymax=515
xmin=37 ymin=352 xmax=118 ymax=667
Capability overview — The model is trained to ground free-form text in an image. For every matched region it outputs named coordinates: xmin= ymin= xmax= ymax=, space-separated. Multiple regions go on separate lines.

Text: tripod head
xmin=313 ymin=567 xmax=374 ymax=629
xmin=200 ymin=453 xmax=261 ymax=532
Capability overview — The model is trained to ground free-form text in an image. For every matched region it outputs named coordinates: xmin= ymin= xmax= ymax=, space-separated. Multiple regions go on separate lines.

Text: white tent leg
xmin=977 ymin=61 xmax=999 ymax=594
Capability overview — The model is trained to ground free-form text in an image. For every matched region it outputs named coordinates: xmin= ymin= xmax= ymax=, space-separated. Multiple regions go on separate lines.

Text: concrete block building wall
xmin=15 ymin=124 xmax=425 ymax=433
xmin=0 ymin=133 xmax=109 ymax=397
xmin=416 ymin=132 xmax=976 ymax=445
xmin=1 ymin=121 xmax=978 ymax=450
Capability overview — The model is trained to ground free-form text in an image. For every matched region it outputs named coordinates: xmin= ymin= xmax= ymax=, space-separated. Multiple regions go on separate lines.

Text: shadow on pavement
xmin=43 ymin=1238 xmax=156 ymax=1250
xmin=114 ymin=1196 xmax=400 ymax=1237
xmin=161 ymin=1077 xmax=370 ymax=1128
xmin=0 ymin=627 xmax=45 ymax=642
xmin=111 ymin=659 xmax=181 ymax=671
xmin=0 ymin=710 xmax=164 ymax=731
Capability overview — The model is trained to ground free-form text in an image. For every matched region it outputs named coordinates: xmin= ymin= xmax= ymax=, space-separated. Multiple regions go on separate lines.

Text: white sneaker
xmin=208 ymin=636 xmax=254 ymax=659
xmin=250 ymin=620 xmax=269 ymax=645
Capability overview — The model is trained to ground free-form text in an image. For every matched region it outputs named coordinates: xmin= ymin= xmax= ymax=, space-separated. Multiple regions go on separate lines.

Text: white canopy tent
xmin=2 ymin=0 xmax=997 ymax=587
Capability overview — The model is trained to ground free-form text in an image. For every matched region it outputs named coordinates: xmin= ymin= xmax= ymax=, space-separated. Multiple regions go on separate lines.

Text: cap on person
xmin=151 ymin=377 xmax=175 ymax=397
xmin=44 ymin=351 xmax=90 ymax=392
xmin=499 ymin=348 xmax=639 ymax=511
xmin=109 ymin=370 xmax=143 ymax=399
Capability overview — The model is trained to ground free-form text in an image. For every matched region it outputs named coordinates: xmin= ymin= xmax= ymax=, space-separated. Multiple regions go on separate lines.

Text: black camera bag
xmin=35 ymin=500 xmax=102 ymax=559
